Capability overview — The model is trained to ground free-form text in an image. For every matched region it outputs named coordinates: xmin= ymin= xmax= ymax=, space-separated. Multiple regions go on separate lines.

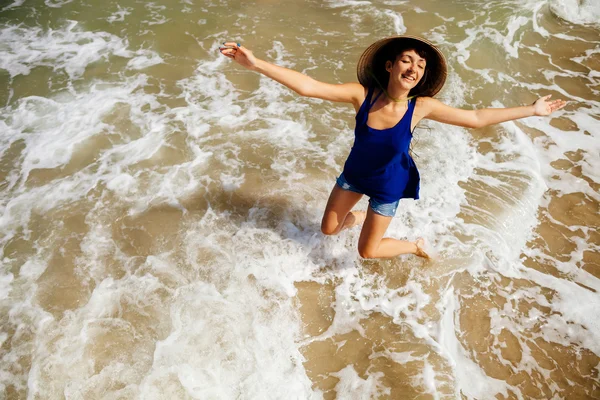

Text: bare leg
xmin=321 ymin=184 xmax=365 ymax=235
xmin=341 ymin=210 xmax=367 ymax=231
xmin=357 ymin=207 xmax=430 ymax=259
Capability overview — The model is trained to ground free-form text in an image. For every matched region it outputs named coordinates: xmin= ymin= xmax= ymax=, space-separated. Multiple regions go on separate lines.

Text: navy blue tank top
xmin=342 ymin=87 xmax=420 ymax=203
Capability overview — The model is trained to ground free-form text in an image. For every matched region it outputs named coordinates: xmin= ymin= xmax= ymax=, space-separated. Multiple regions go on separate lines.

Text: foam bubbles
xmin=44 ymin=0 xmax=74 ymax=7
xmin=550 ymin=0 xmax=600 ymax=26
xmin=383 ymin=9 xmax=406 ymax=35
xmin=1 ymin=0 xmax=599 ymax=398
xmin=332 ymin=366 xmax=390 ymax=399
xmin=1 ymin=0 xmax=25 ymax=11
xmin=127 ymin=50 xmax=164 ymax=70
xmin=438 ymin=291 xmax=510 ymax=398
xmin=106 ymin=6 xmax=133 ymax=23
xmin=0 ymin=21 xmax=163 ymax=79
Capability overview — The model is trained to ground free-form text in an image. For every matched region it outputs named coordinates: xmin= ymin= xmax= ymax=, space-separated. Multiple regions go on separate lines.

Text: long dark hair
xmin=370 ymin=38 xmax=431 ymax=98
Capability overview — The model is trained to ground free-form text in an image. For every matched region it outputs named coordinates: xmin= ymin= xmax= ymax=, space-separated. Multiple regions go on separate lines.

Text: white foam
xmin=332 ymin=365 xmax=390 ymax=399
xmin=324 ymin=0 xmax=372 ymax=8
xmin=2 ymin=2 xmax=600 ymax=398
xmin=438 ymin=290 xmax=510 ymax=398
xmin=106 ymin=6 xmax=133 ymax=23
xmin=2 ymin=39 xmax=342 ymax=398
xmin=1 ymin=0 xmax=25 ymax=11
xmin=7 ymin=74 xmax=150 ymax=175
xmin=143 ymin=2 xmax=170 ymax=26
xmin=0 ymin=71 xmax=217 ymax=238
xmin=420 ymin=360 xmax=438 ymax=398
xmin=44 ymin=0 xmax=74 ymax=7
xmin=17 ymin=259 xmax=48 ymax=281
xmin=383 ymin=9 xmax=406 ymax=35
xmin=136 ymin=280 xmax=317 ymax=399
xmin=385 ymin=350 xmax=426 ymax=364
xmin=0 ymin=272 xmax=13 ymax=300
xmin=0 ymin=21 xmax=163 ymax=79
xmin=503 ymin=16 xmax=528 ymax=58
xmin=549 ymin=0 xmax=600 ymax=26
xmin=127 ymin=50 xmax=163 ymax=69
xmin=106 ymin=173 xmax=137 ymax=196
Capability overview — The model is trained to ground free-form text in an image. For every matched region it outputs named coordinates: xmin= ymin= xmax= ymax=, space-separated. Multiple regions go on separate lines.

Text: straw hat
xmin=356 ymin=35 xmax=447 ymax=98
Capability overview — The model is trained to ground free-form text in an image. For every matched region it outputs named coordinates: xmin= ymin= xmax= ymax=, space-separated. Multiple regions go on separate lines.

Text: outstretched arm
xmin=219 ymin=42 xmax=364 ymax=110
xmin=419 ymin=95 xmax=567 ymax=129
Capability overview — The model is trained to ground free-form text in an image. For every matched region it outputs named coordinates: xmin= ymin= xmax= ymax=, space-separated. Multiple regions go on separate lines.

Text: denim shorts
xmin=336 ymin=173 xmax=399 ymax=217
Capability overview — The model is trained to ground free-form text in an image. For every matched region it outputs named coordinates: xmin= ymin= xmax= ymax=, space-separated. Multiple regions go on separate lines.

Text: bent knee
xmin=320 ymin=214 xmax=342 ymax=236
xmin=358 ymin=245 xmax=377 ymax=259
xmin=320 ymin=223 xmax=338 ymax=236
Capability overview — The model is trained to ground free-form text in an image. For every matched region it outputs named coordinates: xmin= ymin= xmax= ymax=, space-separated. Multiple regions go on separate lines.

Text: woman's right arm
xmin=220 ymin=42 xmax=364 ymax=110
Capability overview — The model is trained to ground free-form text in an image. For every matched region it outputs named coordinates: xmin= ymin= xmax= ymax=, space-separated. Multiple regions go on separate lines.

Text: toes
xmin=415 ymin=238 xmax=430 ymax=259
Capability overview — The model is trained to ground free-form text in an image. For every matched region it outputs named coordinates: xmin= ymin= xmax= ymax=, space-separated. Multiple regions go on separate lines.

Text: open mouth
xmin=402 ymin=75 xmax=416 ymax=82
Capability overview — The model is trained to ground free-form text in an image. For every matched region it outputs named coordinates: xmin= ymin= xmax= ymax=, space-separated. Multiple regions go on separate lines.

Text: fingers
xmin=219 ymin=47 xmax=239 ymax=60
xmin=222 ymin=41 xmax=240 ymax=49
xmin=552 ymin=100 xmax=567 ymax=111
xmin=542 ymin=98 xmax=567 ymax=113
xmin=220 ymin=42 xmax=242 ymax=53
xmin=219 ymin=47 xmax=235 ymax=57
xmin=219 ymin=41 xmax=244 ymax=60
xmin=220 ymin=48 xmax=236 ymax=55
xmin=536 ymin=95 xmax=568 ymax=113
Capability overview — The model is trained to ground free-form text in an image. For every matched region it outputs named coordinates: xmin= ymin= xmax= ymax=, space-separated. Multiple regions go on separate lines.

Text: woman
xmin=219 ymin=36 xmax=566 ymax=260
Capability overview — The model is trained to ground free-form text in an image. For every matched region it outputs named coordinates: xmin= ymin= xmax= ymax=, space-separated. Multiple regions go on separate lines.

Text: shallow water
xmin=0 ymin=0 xmax=599 ymax=398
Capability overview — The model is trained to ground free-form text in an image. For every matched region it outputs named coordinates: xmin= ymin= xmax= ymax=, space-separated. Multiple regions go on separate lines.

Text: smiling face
xmin=386 ymin=49 xmax=427 ymax=91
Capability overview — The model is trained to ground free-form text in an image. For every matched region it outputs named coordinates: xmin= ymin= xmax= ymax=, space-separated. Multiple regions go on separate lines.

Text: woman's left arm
xmin=419 ymin=95 xmax=567 ymax=129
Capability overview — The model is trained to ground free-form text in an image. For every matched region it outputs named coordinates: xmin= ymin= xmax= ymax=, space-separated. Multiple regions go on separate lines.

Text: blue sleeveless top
xmin=342 ymin=87 xmax=420 ymax=203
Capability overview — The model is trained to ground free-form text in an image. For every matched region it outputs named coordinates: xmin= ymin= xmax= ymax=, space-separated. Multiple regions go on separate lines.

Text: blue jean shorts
xmin=336 ymin=173 xmax=399 ymax=217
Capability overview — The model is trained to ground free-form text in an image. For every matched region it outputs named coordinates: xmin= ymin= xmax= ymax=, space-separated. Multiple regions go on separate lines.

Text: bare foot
xmin=344 ymin=211 xmax=366 ymax=230
xmin=414 ymin=238 xmax=430 ymax=259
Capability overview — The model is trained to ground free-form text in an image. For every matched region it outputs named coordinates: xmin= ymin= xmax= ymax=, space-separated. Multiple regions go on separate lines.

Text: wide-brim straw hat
xmin=357 ymin=35 xmax=447 ymax=98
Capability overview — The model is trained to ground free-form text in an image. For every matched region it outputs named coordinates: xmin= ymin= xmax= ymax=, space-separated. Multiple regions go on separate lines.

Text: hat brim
xmin=356 ymin=35 xmax=447 ymax=98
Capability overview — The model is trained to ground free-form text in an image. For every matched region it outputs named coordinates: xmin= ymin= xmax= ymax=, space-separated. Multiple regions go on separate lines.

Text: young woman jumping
xmin=219 ymin=36 xmax=566 ymax=260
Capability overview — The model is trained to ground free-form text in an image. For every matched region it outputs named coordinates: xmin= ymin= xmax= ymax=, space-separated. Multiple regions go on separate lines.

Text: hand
xmin=219 ymin=42 xmax=257 ymax=70
xmin=533 ymin=94 xmax=567 ymax=116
